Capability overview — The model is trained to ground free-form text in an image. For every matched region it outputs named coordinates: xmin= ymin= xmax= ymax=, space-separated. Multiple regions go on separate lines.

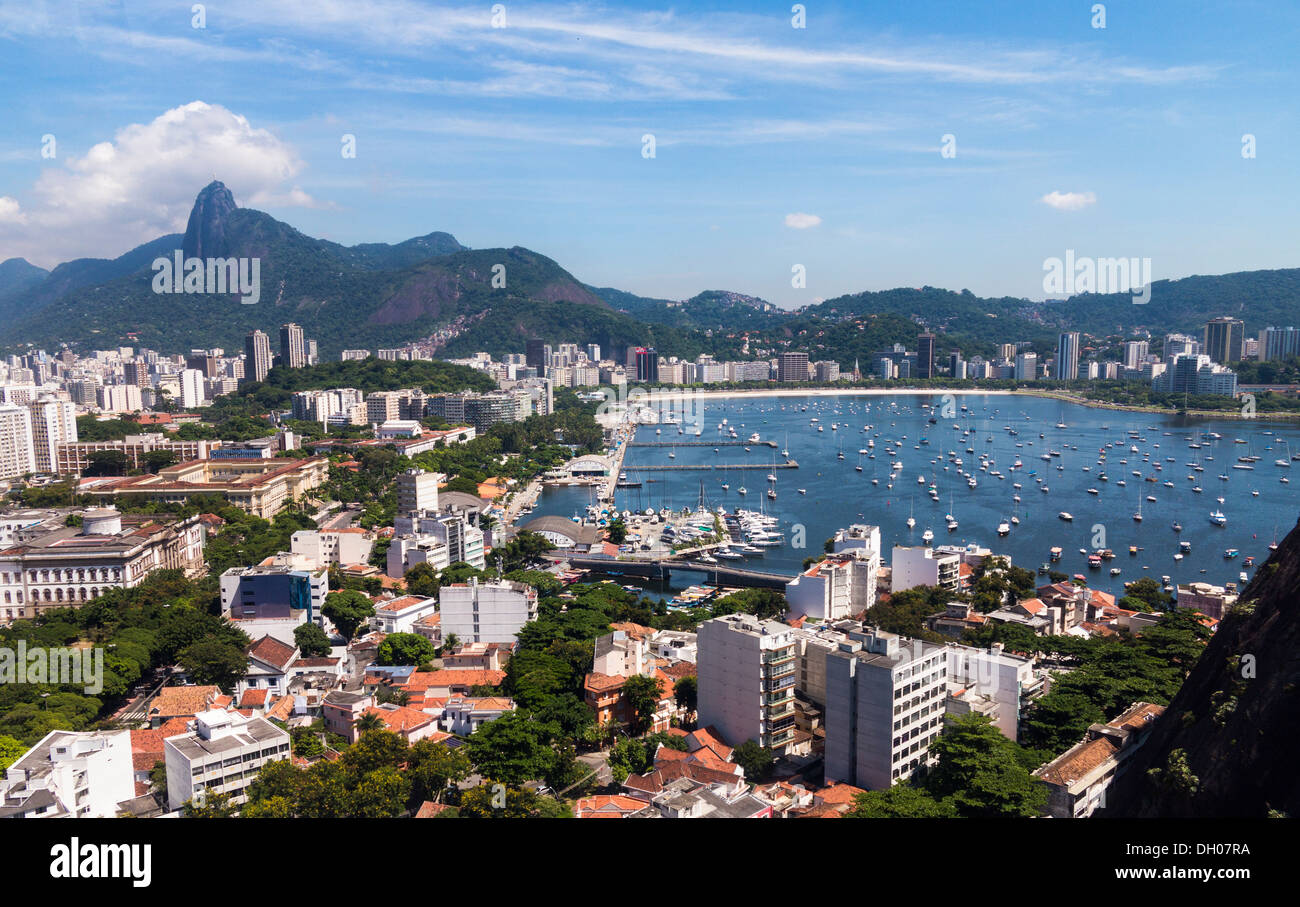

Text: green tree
xmin=732 ymin=739 xmax=776 ymax=782
xmin=403 ymin=562 xmax=440 ymax=598
xmin=606 ymin=519 xmax=628 ymax=545
xmin=293 ymin=622 xmax=332 ymax=657
xmin=84 ymin=450 xmax=130 ymax=477
xmin=462 ymin=713 xmax=557 ymax=785
xmin=322 ymin=589 xmax=375 ymax=641
xmin=673 ymin=675 xmax=698 ymax=714
xmin=844 ymin=786 xmax=959 ymax=818
xmin=355 ymin=712 xmax=385 ymax=735
xmin=177 ymin=638 xmax=249 ymax=691
xmin=621 ymin=674 xmax=663 ymax=736
xmin=925 ymin=713 xmax=1047 ymax=817
xmin=458 ymin=782 xmax=571 ymax=818
xmin=378 ymin=632 xmax=436 ymax=667
xmin=0 ymin=735 xmax=27 ymax=772
xmin=407 ymin=740 xmax=472 ymax=805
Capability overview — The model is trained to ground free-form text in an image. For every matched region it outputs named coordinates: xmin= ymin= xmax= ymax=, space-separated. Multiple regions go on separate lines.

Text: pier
xmin=625 ymin=459 xmax=799 ymax=472
xmin=628 ymin=439 xmax=779 ymax=449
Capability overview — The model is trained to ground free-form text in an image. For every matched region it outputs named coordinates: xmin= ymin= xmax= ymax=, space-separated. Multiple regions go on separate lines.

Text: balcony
xmin=762 ymin=649 xmax=796 ymax=665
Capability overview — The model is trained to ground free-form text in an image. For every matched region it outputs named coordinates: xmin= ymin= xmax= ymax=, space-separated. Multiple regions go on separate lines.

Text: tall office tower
xmin=27 ymin=395 xmax=77 ymax=474
xmin=697 ymin=614 xmax=799 ymax=753
xmin=1261 ymin=327 xmax=1300 ymax=362
xmin=396 ymin=468 xmax=441 ymax=515
xmin=777 ymin=351 xmax=810 ymax=383
xmin=306 ymin=339 xmax=319 ymax=367
xmin=0 ymin=404 xmax=36 ymax=480
xmin=525 ymin=339 xmax=549 ymax=377
xmin=1123 ymin=340 xmax=1149 ymax=370
xmin=244 ymin=330 xmax=272 ymax=383
xmin=1203 ymin=317 xmax=1244 ymax=365
xmin=824 ymin=629 xmax=948 ymax=790
xmin=947 ymin=352 xmax=965 ymax=379
xmin=279 ymin=323 xmax=307 ymax=369
xmin=1055 ymin=332 xmax=1081 ymax=380
xmin=916 ymin=333 xmax=936 ymax=379
xmin=586 ymin=343 xmax=601 ymax=362
xmin=635 ymin=347 xmax=660 ymax=382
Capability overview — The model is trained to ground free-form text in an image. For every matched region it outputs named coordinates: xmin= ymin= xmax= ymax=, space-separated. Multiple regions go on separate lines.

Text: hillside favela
xmin=0 ymin=0 xmax=1292 ymax=882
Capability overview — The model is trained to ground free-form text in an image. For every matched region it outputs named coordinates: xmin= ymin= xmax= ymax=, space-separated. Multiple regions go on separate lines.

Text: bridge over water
xmin=566 ymin=554 xmax=793 ymax=589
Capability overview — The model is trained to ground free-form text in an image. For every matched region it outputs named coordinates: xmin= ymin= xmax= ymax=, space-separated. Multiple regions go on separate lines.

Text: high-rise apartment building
xmin=635 ymin=347 xmax=660 ymax=383
xmin=27 ymin=395 xmax=77 ymax=474
xmin=0 ymin=404 xmax=36 ymax=480
xmin=244 ymin=330 xmax=272 ymax=383
xmin=279 ymin=323 xmax=307 ymax=369
xmin=697 ymin=614 xmax=799 ymax=753
xmin=824 ymin=629 xmax=948 ymax=790
xmin=396 ymin=468 xmax=441 ymax=515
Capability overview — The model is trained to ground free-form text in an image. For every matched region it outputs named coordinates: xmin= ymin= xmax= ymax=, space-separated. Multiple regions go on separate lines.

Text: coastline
xmin=629 ymin=385 xmax=1299 ymax=423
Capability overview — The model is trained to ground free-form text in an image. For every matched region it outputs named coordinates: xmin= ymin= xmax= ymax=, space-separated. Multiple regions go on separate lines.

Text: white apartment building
xmin=386 ymin=534 xmax=451 ymax=578
xmin=0 ymin=403 xmax=36 ymax=480
xmin=163 ymin=710 xmax=291 ymax=812
xmin=438 ymin=577 xmax=538 ymax=644
xmin=290 ymin=528 xmax=374 ymax=568
xmin=369 ymin=594 xmax=439 ymax=634
xmin=28 ymin=395 xmax=77 ymax=474
xmin=179 ymin=368 xmax=206 ymax=409
xmin=945 ymin=643 xmax=1039 ymax=741
xmin=696 ymin=614 xmax=799 ymax=754
xmin=824 ymin=629 xmax=949 ymax=790
xmin=892 ymin=545 xmax=962 ymax=593
xmin=0 ymin=729 xmax=136 ymax=818
xmin=785 ymin=553 xmax=878 ymax=621
xmin=593 ymin=625 xmax=653 ymax=677
xmin=396 ymin=468 xmax=442 ymax=515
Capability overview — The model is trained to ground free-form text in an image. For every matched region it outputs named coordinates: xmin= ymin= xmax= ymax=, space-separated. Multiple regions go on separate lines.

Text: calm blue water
xmin=532 ymin=393 xmax=1300 ymax=597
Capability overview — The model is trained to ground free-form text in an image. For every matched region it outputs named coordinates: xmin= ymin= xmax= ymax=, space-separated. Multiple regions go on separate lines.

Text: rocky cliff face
xmin=1108 ymin=517 xmax=1300 ymax=817
xmin=182 ymin=180 xmax=239 ymax=259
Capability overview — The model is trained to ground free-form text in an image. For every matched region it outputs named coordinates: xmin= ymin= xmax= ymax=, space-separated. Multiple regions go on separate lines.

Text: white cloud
xmin=1040 ymin=190 xmax=1097 ymax=211
xmin=0 ymin=197 xmax=25 ymax=225
xmin=784 ymin=213 xmax=822 ymax=229
xmin=0 ymin=101 xmax=321 ymax=267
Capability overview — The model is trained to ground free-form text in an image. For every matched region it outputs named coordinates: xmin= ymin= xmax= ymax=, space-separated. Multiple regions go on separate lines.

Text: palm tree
xmin=355 ymin=711 xmax=384 ymax=735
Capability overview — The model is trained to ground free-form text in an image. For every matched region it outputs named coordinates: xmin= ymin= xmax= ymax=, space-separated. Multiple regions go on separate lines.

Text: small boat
xmin=1058 ymin=512 xmax=1073 ymax=522
xmin=1049 ymin=546 xmax=1062 ymax=561
xmin=797 ymin=488 xmax=806 ymax=495
xmin=1224 ymin=549 xmax=1239 ymax=559
xmin=997 ymin=521 xmax=1011 ymax=536
xmin=1209 ymin=510 xmax=1227 ymax=526
xmin=1110 ymin=567 xmax=1122 ymax=576
xmin=921 ymin=528 xmax=934 ymax=544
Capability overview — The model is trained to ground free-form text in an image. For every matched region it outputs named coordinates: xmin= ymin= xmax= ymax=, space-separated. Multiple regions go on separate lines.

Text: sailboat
xmin=1132 ymin=494 xmax=1143 ymax=523
xmin=906 ymin=498 xmax=916 ymax=529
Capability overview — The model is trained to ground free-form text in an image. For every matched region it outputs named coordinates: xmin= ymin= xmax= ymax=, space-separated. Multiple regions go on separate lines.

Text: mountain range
xmin=3 ymin=181 xmax=1299 ymax=363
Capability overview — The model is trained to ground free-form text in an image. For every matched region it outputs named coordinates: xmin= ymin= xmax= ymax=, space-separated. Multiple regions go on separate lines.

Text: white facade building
xmin=164 ymin=710 xmax=291 ymax=811
xmin=0 ymin=404 xmax=36 ymax=480
xmin=696 ymin=614 xmax=798 ymax=753
xmin=824 ymin=629 xmax=949 ymax=790
xmin=891 ymin=545 xmax=962 ymax=593
xmin=438 ymin=577 xmax=538 ymax=644
xmin=0 ymin=730 xmax=136 ymax=818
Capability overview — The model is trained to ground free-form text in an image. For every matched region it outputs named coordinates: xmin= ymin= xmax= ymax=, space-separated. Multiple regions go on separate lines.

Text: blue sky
xmin=1 ymin=0 xmax=1297 ymax=306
